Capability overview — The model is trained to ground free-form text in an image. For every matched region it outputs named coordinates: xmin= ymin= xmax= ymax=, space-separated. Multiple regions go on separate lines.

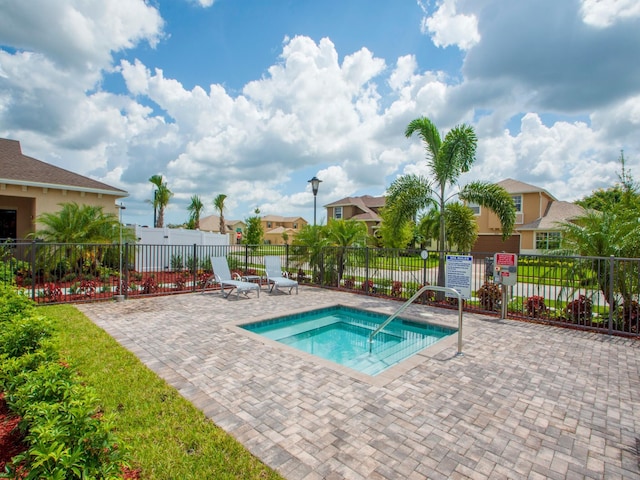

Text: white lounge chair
xmin=264 ymin=255 xmax=298 ymax=295
xmin=209 ymin=256 xmax=260 ymax=299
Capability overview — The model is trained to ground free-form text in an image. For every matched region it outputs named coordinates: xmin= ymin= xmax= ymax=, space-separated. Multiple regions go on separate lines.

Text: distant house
xmin=324 ymin=195 xmax=385 ymax=236
xmin=0 ymin=138 xmax=128 ymax=239
xmin=471 ymin=178 xmax=585 ymax=254
xmin=261 ymin=215 xmax=307 ymax=245
xmin=199 ymin=214 xmax=246 ymax=244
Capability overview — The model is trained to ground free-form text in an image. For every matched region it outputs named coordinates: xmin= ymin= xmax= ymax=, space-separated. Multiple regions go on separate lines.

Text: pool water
xmin=240 ymin=305 xmax=456 ymax=376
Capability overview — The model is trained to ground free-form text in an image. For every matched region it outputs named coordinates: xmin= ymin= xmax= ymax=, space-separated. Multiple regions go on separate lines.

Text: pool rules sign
xmin=445 ymin=255 xmax=473 ymax=300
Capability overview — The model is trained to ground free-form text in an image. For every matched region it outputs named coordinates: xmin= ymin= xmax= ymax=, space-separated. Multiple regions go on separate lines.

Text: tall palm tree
xmin=149 ymin=175 xmax=173 ymax=228
xmin=213 ymin=194 xmax=227 ymax=234
xmin=187 ymin=195 xmax=204 ymax=230
xmin=401 ymin=117 xmax=515 ymax=287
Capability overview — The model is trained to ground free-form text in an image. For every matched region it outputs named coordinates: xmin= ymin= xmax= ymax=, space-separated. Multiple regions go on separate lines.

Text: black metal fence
xmin=1 ymin=241 xmax=639 ymax=338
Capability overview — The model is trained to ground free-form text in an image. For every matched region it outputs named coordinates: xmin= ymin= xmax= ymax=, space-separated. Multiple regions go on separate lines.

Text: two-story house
xmin=471 ymin=178 xmax=584 ymax=254
xmin=261 ymin=215 xmax=307 ymax=245
xmin=199 ymin=215 xmax=246 ymax=244
xmin=0 ymin=138 xmax=128 ymax=239
xmin=323 ymin=195 xmax=385 ymax=236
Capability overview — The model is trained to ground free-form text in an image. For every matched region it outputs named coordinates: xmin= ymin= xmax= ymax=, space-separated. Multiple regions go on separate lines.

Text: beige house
xmin=324 ymin=195 xmax=385 ymax=236
xmin=199 ymin=214 xmax=246 ymax=244
xmin=0 ymin=138 xmax=128 ymax=239
xmin=261 ymin=215 xmax=306 ymax=245
xmin=471 ymin=178 xmax=584 ymax=254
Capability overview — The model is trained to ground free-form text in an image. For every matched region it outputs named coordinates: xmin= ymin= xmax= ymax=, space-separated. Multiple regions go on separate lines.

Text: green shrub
xmin=0 ymin=285 xmax=128 ymax=478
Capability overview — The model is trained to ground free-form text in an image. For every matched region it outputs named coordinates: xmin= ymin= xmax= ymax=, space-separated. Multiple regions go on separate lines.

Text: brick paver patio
xmin=77 ymin=287 xmax=640 ymax=479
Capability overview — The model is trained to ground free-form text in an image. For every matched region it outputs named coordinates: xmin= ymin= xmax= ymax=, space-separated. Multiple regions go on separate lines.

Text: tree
xmin=149 ymin=175 xmax=173 ymax=228
xmin=559 ymin=153 xmax=640 ymax=324
xmin=33 ymin=202 xmax=126 ymax=243
xmin=292 ymin=224 xmax=331 ymax=282
xmin=400 ymin=117 xmax=515 ymax=287
xmin=378 ymin=207 xmax=414 ymax=248
xmin=30 ymin=202 xmax=136 ymax=277
xmin=243 ymin=208 xmax=263 ymax=246
xmin=325 ymin=219 xmax=369 ymax=282
xmin=213 ymin=194 xmax=228 ymax=234
xmin=445 ymin=202 xmax=478 ymax=252
xmin=187 ymin=195 xmax=204 ymax=230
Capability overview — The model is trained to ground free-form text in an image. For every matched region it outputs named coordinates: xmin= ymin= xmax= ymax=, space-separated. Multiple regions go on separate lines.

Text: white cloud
xmin=580 ymin=0 xmax=640 ymax=27
xmin=1 ymin=1 xmax=640 ymax=227
xmin=419 ymin=0 xmax=480 ymax=50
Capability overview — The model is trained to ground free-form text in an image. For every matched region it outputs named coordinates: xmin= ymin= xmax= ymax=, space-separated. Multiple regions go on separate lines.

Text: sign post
xmin=493 ymin=253 xmax=518 ymax=319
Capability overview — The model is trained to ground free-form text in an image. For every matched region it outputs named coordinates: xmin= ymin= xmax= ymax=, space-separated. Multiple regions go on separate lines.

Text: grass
xmin=43 ymin=304 xmax=285 ymax=480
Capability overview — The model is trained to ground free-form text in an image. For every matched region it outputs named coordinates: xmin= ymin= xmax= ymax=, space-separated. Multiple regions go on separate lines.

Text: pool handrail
xmin=368 ymin=285 xmax=464 ymax=356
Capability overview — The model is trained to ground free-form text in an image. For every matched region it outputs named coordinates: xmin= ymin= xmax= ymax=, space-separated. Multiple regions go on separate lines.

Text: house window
xmin=334 ymin=206 xmax=343 ymax=219
xmin=535 ymin=231 xmax=561 ymax=250
xmin=467 ymin=202 xmax=481 ymax=215
xmin=293 ymin=223 xmax=298 ymax=229
xmin=267 ymin=222 xmax=272 ymax=228
xmin=511 ymin=195 xmax=522 ymax=213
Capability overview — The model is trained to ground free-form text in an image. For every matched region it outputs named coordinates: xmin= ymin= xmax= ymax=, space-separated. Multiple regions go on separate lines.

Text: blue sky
xmin=1 ymin=0 xmax=640 ymax=228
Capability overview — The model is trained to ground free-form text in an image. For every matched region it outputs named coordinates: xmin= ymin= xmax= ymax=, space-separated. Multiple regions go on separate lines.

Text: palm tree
xmin=33 ymin=202 xmax=123 ymax=243
xmin=30 ymin=202 xmax=135 ymax=277
xmin=292 ymin=224 xmax=330 ymax=282
xmin=187 ymin=195 xmax=204 ymax=230
xmin=149 ymin=175 xmax=173 ymax=228
xmin=213 ymin=194 xmax=227 ymax=234
xmin=401 ymin=117 xmax=515 ymax=287
xmin=325 ymin=219 xmax=369 ymax=283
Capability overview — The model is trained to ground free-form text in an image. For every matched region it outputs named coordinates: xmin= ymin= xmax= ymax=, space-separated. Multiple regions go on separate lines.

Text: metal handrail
xmin=368 ymin=285 xmax=464 ymax=356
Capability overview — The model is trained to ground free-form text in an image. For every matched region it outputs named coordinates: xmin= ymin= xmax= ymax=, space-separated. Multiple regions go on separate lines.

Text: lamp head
xmin=308 ymin=176 xmax=322 ymax=195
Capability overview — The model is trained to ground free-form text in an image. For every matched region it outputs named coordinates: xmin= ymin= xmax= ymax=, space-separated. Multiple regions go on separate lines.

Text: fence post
xmin=124 ymin=243 xmax=129 ymax=300
xmin=30 ymin=240 xmax=37 ymax=301
xmin=192 ymin=243 xmax=197 ymax=292
xmin=608 ymin=255 xmax=614 ymax=334
xmin=365 ymin=247 xmax=370 ymax=294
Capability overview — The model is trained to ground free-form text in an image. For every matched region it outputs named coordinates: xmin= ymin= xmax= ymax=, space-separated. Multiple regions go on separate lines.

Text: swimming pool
xmin=240 ymin=305 xmax=456 ymax=376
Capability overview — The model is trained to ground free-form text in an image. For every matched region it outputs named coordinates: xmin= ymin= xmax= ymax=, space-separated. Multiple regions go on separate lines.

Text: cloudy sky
xmin=1 ymin=0 xmax=639 ymax=227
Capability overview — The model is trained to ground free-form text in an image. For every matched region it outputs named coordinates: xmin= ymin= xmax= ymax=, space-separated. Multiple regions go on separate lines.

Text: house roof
xmin=324 ymin=195 xmax=385 ymax=223
xmin=199 ymin=214 xmax=242 ymax=232
xmin=496 ymin=178 xmax=557 ymax=201
xmin=518 ymin=201 xmax=585 ymax=231
xmin=261 ymin=215 xmax=305 ymax=222
xmin=325 ymin=195 xmax=385 ymax=208
xmin=0 ymin=138 xmax=127 ymax=196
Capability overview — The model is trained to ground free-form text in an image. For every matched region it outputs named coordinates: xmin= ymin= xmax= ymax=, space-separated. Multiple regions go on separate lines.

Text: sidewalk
xmin=77 ymin=287 xmax=640 ymax=479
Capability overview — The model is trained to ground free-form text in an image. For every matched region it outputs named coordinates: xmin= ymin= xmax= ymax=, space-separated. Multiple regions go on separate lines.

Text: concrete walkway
xmin=76 ymin=287 xmax=640 ymax=479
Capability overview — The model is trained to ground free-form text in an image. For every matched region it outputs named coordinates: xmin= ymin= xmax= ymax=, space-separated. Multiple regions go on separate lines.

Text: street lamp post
xmin=116 ymin=204 xmax=126 ymax=301
xmin=307 ymin=176 xmax=322 ymax=226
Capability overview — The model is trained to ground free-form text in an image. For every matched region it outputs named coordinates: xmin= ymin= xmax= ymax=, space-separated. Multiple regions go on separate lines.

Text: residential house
xmin=261 ymin=215 xmax=307 ymax=245
xmin=0 ymin=138 xmax=128 ymax=239
xmin=471 ymin=178 xmax=584 ymax=254
xmin=199 ymin=214 xmax=246 ymax=244
xmin=324 ymin=195 xmax=385 ymax=236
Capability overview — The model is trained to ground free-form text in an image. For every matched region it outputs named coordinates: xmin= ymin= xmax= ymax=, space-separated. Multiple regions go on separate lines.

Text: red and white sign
xmin=493 ymin=252 xmax=518 ymax=285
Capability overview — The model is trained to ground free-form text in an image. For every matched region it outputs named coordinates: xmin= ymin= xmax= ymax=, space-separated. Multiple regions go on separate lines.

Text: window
xmin=293 ymin=223 xmax=298 ymax=229
xmin=467 ymin=202 xmax=481 ymax=215
xmin=511 ymin=195 xmax=522 ymax=213
xmin=334 ymin=206 xmax=343 ymax=219
xmin=267 ymin=222 xmax=272 ymax=228
xmin=535 ymin=231 xmax=561 ymax=250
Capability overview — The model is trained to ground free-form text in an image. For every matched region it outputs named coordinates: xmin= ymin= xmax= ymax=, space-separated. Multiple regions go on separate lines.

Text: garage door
xmin=471 ymin=234 xmax=520 ymax=254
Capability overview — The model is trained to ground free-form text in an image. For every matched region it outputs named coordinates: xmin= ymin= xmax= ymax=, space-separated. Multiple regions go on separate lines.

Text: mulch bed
xmin=0 ymin=393 xmax=27 ymax=472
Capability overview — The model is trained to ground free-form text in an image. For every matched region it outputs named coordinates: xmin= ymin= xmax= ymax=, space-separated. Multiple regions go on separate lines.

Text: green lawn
xmin=44 ymin=304 xmax=285 ymax=480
